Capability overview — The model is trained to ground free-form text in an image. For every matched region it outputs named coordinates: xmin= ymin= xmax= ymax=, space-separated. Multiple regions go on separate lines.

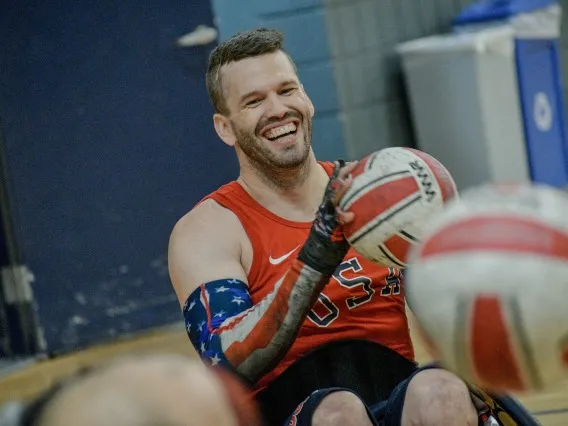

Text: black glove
xmin=298 ymin=160 xmax=351 ymax=276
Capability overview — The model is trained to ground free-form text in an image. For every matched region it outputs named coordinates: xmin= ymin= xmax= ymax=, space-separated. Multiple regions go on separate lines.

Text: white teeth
xmin=264 ymin=123 xmax=297 ymax=140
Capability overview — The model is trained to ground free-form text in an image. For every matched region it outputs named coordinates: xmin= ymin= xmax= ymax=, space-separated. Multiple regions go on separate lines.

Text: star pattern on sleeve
xmin=182 ymin=278 xmax=252 ymax=368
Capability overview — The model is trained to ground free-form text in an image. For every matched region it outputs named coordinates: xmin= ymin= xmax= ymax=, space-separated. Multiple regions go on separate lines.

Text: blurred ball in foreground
xmin=406 ymin=183 xmax=568 ymax=393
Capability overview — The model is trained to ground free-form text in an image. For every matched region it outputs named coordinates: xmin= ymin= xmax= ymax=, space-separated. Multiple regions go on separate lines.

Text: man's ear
xmin=213 ymin=113 xmax=236 ymax=147
xmin=308 ymin=97 xmax=315 ymax=118
xmin=301 ymin=84 xmax=315 ymax=118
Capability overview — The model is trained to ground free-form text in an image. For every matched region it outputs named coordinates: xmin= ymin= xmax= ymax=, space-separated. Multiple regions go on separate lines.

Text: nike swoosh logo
xmin=269 ymin=246 xmax=300 ymax=265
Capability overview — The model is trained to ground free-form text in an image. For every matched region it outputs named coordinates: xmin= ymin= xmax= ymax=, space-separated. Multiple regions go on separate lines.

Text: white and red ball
xmin=405 ymin=182 xmax=568 ymax=393
xmin=340 ymin=147 xmax=458 ymax=268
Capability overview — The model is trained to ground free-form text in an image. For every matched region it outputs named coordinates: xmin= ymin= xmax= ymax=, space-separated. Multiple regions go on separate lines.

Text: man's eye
xmin=280 ymin=88 xmax=296 ymax=95
xmin=246 ymin=99 xmax=261 ymax=107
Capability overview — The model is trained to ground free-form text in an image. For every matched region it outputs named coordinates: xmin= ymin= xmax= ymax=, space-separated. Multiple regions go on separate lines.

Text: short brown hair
xmin=206 ymin=27 xmax=298 ymax=115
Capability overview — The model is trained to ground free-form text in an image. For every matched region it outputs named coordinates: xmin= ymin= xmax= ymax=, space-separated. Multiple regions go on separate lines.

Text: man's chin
xmin=269 ymin=151 xmax=310 ymax=169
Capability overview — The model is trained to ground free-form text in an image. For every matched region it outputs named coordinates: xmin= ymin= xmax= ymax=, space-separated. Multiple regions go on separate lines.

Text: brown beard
xmin=231 ymin=111 xmax=313 ymax=190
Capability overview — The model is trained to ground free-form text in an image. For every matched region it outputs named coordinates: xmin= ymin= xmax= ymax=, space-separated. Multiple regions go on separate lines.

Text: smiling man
xmin=167 ymin=27 xmax=489 ymax=426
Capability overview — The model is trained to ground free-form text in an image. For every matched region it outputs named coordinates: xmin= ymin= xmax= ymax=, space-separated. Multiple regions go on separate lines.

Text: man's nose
xmin=264 ymin=92 xmax=288 ymax=119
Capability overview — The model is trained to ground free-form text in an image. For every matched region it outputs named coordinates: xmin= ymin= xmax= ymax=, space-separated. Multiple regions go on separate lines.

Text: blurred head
xmin=206 ymin=28 xmax=315 ymax=175
xmin=22 ymin=354 xmax=262 ymax=426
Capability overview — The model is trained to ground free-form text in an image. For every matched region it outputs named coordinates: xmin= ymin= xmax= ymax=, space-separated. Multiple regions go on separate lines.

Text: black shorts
xmin=283 ymin=363 xmax=439 ymax=426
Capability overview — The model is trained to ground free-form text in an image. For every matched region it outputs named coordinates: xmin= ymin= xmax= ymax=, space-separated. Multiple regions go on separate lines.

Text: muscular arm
xmin=168 ymin=162 xmax=354 ymax=384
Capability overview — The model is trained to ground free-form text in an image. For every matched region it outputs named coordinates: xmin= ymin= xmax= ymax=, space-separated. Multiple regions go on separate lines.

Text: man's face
xmin=218 ymin=51 xmax=314 ymax=170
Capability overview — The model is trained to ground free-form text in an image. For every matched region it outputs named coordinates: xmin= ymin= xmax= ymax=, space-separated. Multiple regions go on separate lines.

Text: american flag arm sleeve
xmin=182 ymin=258 xmax=329 ymax=384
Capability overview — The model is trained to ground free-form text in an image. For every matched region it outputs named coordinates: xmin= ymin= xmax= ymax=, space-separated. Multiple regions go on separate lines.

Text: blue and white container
xmin=397 ymin=0 xmax=567 ymax=190
xmin=454 ymin=0 xmax=568 ymax=188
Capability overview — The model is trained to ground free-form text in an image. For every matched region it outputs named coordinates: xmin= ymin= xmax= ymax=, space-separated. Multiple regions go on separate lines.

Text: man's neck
xmin=237 ymin=154 xmax=328 ymax=221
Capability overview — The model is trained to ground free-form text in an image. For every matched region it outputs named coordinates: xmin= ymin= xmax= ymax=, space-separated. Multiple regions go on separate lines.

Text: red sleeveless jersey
xmin=202 ymin=162 xmax=415 ymax=393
